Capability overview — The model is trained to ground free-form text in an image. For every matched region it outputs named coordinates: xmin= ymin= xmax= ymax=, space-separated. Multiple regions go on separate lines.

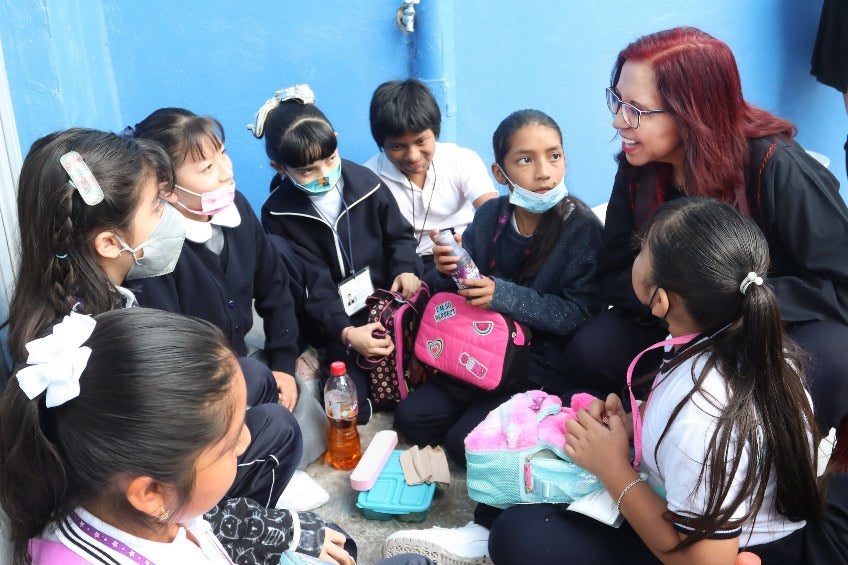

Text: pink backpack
xmin=413 ymin=292 xmax=532 ymax=392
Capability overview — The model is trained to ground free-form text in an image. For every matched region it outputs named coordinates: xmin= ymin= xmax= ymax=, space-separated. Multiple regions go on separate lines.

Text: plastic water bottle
xmin=323 ymin=361 xmax=362 ymax=470
xmin=432 ymin=229 xmax=482 ymax=289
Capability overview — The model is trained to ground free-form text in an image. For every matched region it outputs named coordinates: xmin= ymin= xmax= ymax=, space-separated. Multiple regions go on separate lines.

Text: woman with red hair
xmin=564 ymin=27 xmax=848 ymax=463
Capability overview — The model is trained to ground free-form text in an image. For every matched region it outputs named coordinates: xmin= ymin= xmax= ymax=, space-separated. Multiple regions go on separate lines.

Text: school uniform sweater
xmin=133 ymin=191 xmax=299 ymax=374
xmin=433 ymin=196 xmax=604 ymax=389
xmin=600 ymin=136 xmax=848 ymax=324
xmin=261 ymin=159 xmax=423 ymax=341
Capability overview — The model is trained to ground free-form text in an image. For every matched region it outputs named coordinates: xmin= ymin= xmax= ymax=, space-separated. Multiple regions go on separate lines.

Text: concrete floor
xmin=303 ymin=411 xmax=477 ymax=565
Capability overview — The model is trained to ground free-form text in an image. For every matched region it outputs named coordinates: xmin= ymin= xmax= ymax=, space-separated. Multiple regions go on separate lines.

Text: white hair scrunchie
xmin=246 ymin=83 xmax=315 ymax=138
xmin=16 ymin=311 xmax=96 ymax=408
xmin=739 ymin=271 xmax=764 ymax=295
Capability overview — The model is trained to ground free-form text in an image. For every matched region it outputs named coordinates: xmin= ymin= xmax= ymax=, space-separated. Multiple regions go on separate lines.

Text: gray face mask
xmin=117 ymin=204 xmax=186 ymax=280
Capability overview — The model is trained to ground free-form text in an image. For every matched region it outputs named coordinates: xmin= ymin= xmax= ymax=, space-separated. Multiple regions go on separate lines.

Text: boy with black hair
xmin=364 ymin=79 xmax=497 ymax=269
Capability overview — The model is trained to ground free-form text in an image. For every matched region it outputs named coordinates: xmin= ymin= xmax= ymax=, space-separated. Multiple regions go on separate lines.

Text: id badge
xmin=338 ymin=267 xmax=374 ymax=316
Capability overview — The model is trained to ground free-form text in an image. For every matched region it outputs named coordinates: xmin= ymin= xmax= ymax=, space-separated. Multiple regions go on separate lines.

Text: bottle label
xmin=327 ymin=400 xmax=358 ymax=420
xmin=453 ymin=261 xmax=481 ymax=288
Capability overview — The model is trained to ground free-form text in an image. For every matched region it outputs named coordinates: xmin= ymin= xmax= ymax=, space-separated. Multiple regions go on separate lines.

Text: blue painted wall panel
xmin=1 ymin=0 xmax=843 ymax=214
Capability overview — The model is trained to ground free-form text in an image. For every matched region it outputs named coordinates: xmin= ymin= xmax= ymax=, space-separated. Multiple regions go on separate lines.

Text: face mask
xmin=289 ymin=162 xmax=342 ymax=195
xmin=498 ymin=165 xmax=568 ymax=213
xmin=118 ymin=204 xmax=186 ymax=280
xmin=639 ymin=286 xmax=669 ymax=326
xmin=175 ymin=182 xmax=236 ymax=216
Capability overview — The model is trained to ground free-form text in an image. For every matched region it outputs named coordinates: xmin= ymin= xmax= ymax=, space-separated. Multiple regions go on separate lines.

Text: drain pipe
xmin=398 ymin=0 xmax=457 ymax=142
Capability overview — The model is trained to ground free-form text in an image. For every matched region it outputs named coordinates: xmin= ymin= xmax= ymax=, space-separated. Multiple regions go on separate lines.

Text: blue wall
xmin=1 ymin=0 xmax=843 ymax=213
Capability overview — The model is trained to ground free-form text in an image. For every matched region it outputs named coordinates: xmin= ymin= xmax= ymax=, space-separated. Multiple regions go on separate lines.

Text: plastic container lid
xmin=356 ymin=451 xmax=436 ymax=515
xmin=330 ymin=361 xmax=347 ymax=376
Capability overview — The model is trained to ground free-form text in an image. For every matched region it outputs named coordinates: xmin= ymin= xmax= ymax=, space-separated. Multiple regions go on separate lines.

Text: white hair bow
xmin=17 ymin=312 xmax=96 ymax=408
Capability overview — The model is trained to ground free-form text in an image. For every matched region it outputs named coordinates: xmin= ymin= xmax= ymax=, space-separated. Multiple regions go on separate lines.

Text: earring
xmin=156 ymin=507 xmax=170 ymax=522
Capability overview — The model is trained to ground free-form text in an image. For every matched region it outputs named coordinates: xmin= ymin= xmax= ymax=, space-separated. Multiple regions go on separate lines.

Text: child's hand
xmin=564 ymin=410 xmax=631 ymax=481
xmin=457 ymin=276 xmax=495 ymax=308
xmin=586 ymin=393 xmax=632 ymax=440
xmin=319 ymin=527 xmax=351 ymax=565
xmin=349 ymin=322 xmax=395 ymax=358
xmin=272 ymin=371 xmax=298 ymax=411
xmin=390 ymin=272 xmax=421 ymax=298
xmin=430 ymin=229 xmax=461 ymax=275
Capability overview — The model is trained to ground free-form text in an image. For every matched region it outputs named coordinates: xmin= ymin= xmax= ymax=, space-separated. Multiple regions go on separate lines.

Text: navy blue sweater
xmin=133 ymin=191 xmax=300 ymax=374
xmin=434 ymin=196 xmax=604 ymax=388
xmin=261 ymin=159 xmax=423 ymax=341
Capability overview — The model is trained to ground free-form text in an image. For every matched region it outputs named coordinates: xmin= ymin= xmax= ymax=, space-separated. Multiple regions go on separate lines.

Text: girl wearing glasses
xmin=564 ymin=27 xmax=848 ymax=470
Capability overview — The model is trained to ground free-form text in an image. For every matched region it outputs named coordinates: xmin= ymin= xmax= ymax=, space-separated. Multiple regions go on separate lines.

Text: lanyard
xmin=628 ymin=333 xmax=698 ymax=471
xmin=69 ymin=512 xmax=232 ymax=565
xmin=70 ymin=511 xmax=156 ymax=565
xmin=489 ymin=208 xmax=532 ymax=272
xmin=408 ymin=162 xmax=436 ymax=247
xmin=311 ymin=187 xmax=356 ymax=275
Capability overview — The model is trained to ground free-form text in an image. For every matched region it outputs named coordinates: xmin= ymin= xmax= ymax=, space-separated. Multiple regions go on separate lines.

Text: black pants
xmin=788 ymin=321 xmax=848 ymax=433
xmin=393 ymin=379 xmax=515 ymax=468
xmin=487 ymin=503 xmax=806 ymax=564
xmin=229 ymin=357 xmax=302 ymax=506
xmin=563 ymin=309 xmax=848 ymax=433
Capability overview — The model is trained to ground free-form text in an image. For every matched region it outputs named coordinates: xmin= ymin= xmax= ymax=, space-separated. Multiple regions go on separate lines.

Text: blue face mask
xmin=289 ymin=162 xmax=342 ymax=195
xmin=498 ymin=165 xmax=569 ymax=213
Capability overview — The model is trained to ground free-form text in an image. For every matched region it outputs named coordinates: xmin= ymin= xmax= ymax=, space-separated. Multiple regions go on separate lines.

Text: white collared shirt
xmin=175 ymin=202 xmax=241 ymax=255
xmin=115 ymin=285 xmax=138 ymax=308
xmin=364 ymin=142 xmax=496 ymax=255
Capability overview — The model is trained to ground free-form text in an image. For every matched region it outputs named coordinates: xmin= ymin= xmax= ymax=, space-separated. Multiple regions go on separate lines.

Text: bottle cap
xmin=330 ymin=361 xmax=347 ymax=376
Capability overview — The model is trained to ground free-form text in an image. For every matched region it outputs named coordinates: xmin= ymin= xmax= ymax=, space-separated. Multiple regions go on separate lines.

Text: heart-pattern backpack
xmin=357 ymin=283 xmax=434 ymax=410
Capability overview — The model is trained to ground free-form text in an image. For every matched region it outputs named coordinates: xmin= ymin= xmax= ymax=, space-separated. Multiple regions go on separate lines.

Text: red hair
xmin=612 ymin=27 xmax=796 ymax=204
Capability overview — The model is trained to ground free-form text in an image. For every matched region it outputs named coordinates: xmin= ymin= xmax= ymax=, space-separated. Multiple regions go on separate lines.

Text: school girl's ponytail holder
xmin=120 ymin=125 xmax=136 ymax=140
xmin=739 ymin=271 xmax=763 ymax=295
xmin=247 ymin=83 xmax=315 ymax=138
xmin=60 ymin=151 xmax=104 ymax=206
xmin=16 ymin=312 xmax=96 ymax=408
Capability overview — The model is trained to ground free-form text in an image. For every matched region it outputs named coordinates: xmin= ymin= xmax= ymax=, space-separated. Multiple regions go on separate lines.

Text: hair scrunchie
xmin=739 ymin=271 xmax=763 ymax=295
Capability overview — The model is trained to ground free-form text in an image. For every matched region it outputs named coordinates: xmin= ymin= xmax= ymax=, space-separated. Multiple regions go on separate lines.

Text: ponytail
xmin=735 ymin=281 xmax=821 ymax=520
xmin=0 ymin=385 xmax=71 ymax=563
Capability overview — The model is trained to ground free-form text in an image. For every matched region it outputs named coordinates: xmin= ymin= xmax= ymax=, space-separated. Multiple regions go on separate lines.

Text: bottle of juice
xmin=323 ymin=361 xmax=362 ymax=470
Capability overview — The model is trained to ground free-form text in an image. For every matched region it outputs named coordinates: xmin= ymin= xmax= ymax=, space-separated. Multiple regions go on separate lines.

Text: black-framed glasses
xmin=605 ymin=87 xmax=666 ymax=129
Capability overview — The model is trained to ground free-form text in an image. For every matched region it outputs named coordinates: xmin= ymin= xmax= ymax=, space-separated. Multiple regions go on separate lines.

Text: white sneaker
xmin=275 ymin=470 xmax=329 ymax=512
xmin=383 ymin=522 xmax=492 ymax=565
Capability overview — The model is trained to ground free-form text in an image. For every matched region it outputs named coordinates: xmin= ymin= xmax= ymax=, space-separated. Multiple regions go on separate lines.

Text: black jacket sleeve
xmin=753 ymin=138 xmax=848 ymax=324
xmin=247 ymin=207 xmax=300 ymax=374
xmin=598 ymin=167 xmax=642 ymax=312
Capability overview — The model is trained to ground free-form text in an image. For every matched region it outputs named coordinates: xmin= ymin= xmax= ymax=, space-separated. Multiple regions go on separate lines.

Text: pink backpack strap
xmin=29 ymin=538 xmax=90 ymax=564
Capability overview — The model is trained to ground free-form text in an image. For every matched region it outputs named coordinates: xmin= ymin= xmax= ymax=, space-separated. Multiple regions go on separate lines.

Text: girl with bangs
xmin=127 ymin=108 xmax=323 ymax=494
xmin=563 ymin=27 xmax=848 ymax=472
xmin=252 ymin=84 xmax=423 ymax=424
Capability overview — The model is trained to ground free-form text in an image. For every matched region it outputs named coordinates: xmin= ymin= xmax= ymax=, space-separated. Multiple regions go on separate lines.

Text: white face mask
xmin=174 ymin=182 xmax=236 ymax=216
xmin=117 ymin=204 xmax=186 ymax=280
